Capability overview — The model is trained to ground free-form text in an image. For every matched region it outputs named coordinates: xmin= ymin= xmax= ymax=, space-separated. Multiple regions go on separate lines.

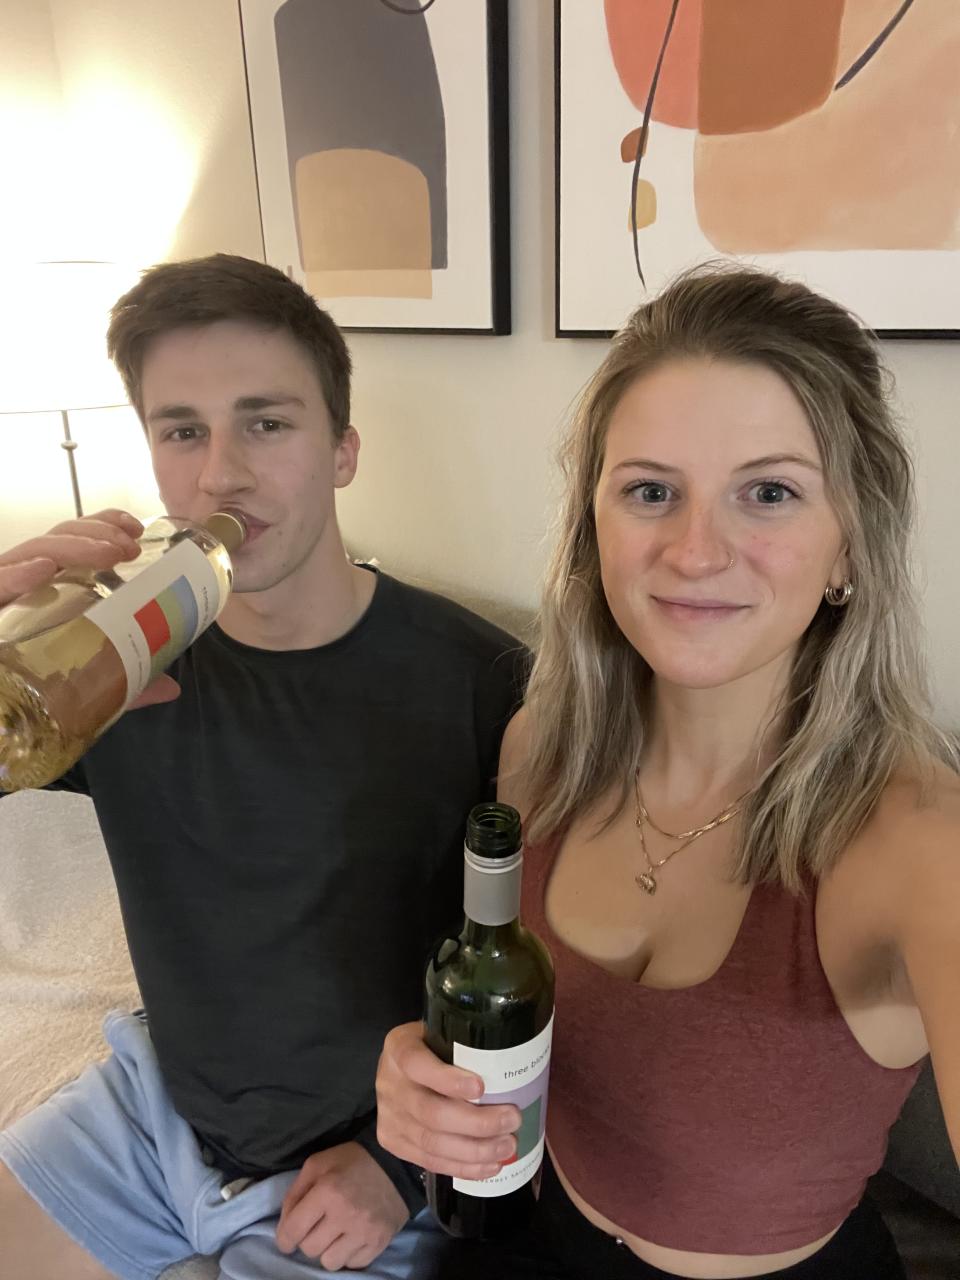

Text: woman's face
xmin=594 ymin=357 xmax=848 ymax=691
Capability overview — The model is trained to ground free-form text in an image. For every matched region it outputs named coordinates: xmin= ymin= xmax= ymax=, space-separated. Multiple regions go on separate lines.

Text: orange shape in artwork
xmin=694 ymin=0 xmax=960 ymax=251
xmin=698 ymin=0 xmax=846 ymax=135
xmin=620 ymin=128 xmax=650 ymax=163
xmin=603 ymin=0 xmax=703 ymax=129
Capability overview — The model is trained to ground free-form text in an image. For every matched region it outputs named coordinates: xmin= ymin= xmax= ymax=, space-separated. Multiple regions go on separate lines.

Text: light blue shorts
xmin=0 ymin=1011 xmax=445 ymax=1280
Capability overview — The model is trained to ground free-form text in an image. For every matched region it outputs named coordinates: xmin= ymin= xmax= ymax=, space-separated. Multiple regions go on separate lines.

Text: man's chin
xmin=230 ymin=568 xmax=285 ymax=595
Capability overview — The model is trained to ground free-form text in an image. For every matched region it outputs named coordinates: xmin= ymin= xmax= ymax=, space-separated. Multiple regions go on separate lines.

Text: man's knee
xmin=0 ymin=1159 xmax=115 ymax=1279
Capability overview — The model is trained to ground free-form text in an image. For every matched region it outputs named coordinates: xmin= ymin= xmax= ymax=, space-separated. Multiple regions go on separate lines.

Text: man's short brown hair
xmin=107 ymin=254 xmax=352 ymax=438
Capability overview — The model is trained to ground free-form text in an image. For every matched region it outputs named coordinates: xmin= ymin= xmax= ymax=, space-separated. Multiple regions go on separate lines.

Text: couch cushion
xmin=884 ymin=1061 xmax=960 ymax=1220
xmin=869 ymin=1169 xmax=960 ymax=1280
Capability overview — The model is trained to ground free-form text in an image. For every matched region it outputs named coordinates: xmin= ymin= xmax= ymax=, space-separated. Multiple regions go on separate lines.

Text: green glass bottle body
xmin=424 ymin=802 xmax=555 ymax=1240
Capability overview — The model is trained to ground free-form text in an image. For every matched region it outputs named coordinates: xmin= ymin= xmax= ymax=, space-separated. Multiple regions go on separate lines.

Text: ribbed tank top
xmin=522 ymin=835 xmax=924 ymax=1255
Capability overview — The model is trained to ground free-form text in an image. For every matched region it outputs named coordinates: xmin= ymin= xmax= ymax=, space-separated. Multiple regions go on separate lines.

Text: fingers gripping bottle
xmin=0 ymin=512 xmax=245 ymax=791
xmin=424 ymin=802 xmax=555 ymax=1239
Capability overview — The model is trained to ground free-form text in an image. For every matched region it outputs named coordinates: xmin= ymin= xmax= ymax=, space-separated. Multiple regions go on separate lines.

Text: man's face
xmin=141 ymin=320 xmax=358 ymax=595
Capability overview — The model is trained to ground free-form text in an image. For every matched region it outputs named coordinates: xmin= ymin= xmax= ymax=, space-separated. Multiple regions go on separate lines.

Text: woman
xmin=376 ymin=265 xmax=960 ymax=1278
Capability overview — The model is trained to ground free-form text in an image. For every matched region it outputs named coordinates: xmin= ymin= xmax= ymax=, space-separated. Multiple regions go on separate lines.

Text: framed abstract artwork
xmin=556 ymin=1 xmax=960 ymax=338
xmin=239 ymin=0 xmax=510 ymax=334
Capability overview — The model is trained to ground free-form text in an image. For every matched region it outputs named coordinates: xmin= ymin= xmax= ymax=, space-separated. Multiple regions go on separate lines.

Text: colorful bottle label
xmin=85 ymin=537 xmax=225 ymax=708
xmin=452 ymin=1013 xmax=553 ymax=1197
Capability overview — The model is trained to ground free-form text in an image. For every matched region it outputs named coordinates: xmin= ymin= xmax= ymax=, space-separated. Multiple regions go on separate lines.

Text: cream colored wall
xmin=0 ymin=1 xmax=957 ymax=721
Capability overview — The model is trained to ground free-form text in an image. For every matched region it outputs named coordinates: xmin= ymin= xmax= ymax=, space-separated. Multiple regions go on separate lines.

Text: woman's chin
xmin=650 ymin=665 xmax=747 ymax=692
xmin=638 ymin=643 xmax=763 ymax=692
xmin=640 ymin=641 xmax=797 ymax=694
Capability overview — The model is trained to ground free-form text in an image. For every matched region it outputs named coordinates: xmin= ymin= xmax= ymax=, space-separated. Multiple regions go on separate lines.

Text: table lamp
xmin=0 ymin=260 xmax=135 ymax=517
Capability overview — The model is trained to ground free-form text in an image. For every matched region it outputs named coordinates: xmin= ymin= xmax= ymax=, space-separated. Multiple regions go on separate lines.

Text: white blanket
xmin=0 ymin=790 xmax=216 ymax=1277
xmin=0 ymin=789 xmax=140 ymax=1128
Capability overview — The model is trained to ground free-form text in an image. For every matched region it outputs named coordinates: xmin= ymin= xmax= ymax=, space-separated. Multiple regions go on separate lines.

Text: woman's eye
xmin=747 ymin=481 xmax=797 ymax=505
xmin=628 ymin=481 xmax=672 ymax=504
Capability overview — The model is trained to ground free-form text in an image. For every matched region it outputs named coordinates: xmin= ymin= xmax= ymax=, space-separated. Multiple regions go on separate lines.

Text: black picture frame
xmin=240 ymin=0 xmax=510 ymax=335
xmin=554 ymin=0 xmax=959 ymax=341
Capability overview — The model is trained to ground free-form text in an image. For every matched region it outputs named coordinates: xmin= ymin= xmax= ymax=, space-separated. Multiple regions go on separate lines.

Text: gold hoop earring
xmin=825 ymin=581 xmax=854 ymax=607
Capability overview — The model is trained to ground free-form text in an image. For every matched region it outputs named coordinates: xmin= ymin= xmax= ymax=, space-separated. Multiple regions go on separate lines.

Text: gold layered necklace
xmin=633 ymin=769 xmax=746 ymax=895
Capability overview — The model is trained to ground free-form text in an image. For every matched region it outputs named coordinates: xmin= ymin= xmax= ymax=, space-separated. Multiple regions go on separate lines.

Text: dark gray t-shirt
xmin=51 ymin=570 xmax=526 ymax=1203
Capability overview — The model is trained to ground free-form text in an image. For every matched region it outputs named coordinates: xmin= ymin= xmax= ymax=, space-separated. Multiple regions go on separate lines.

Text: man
xmin=0 ymin=255 xmax=525 ymax=1279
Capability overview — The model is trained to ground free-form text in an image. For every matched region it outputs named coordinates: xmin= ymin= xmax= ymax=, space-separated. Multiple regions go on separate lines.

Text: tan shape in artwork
xmin=834 ymin=0 xmax=909 ymax=83
xmin=693 ymin=0 xmax=960 ymax=251
xmin=627 ymin=180 xmax=658 ymax=231
xmin=306 ymin=269 xmax=432 ymax=300
xmin=295 ymin=148 xmax=433 ymax=297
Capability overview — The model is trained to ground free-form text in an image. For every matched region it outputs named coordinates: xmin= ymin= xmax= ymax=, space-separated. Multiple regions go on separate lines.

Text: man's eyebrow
xmin=233 ymin=394 xmax=306 ymax=412
xmin=147 ymin=403 xmax=197 ymax=424
xmin=609 ymin=452 xmax=822 ymax=475
xmin=146 ymin=394 xmax=306 ymax=424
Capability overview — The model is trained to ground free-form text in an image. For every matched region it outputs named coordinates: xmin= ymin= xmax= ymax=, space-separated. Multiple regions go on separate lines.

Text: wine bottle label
xmin=452 ymin=1013 xmax=554 ymax=1197
xmin=84 ymin=538 xmax=225 ymax=708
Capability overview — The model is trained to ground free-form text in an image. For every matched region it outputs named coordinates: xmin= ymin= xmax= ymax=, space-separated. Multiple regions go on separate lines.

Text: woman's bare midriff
xmin=548 ymin=1144 xmax=840 ymax=1278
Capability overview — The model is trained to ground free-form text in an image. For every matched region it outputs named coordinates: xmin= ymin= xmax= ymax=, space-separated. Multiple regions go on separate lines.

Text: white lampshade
xmin=0 ymin=260 xmax=137 ymax=413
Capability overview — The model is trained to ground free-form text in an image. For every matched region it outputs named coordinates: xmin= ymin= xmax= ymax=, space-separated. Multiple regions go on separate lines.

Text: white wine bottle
xmin=424 ymin=802 xmax=555 ymax=1240
xmin=0 ymin=512 xmax=245 ymax=792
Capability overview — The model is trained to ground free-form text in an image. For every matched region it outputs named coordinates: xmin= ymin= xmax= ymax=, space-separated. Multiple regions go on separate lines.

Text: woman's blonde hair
xmin=523 ymin=263 xmax=957 ymax=889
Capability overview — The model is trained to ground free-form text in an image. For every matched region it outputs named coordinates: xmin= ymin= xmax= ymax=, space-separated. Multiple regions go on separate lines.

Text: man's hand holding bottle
xmin=0 ymin=510 xmax=181 ymax=723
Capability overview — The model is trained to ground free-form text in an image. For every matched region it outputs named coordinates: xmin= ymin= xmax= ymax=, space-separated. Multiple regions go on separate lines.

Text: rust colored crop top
xmin=522 ymin=836 xmax=924 ymax=1255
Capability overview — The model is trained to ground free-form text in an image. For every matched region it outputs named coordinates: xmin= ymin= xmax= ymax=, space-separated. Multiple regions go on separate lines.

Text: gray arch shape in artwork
xmin=273 ymin=0 xmax=448 ymax=270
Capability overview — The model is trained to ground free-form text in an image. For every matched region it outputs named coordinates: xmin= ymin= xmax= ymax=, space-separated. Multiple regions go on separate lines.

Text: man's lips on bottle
xmin=652 ymin=596 xmax=750 ymax=622
xmin=216 ymin=509 xmax=271 ymax=545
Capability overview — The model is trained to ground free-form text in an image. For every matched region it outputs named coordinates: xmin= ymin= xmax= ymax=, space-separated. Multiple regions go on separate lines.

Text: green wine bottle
xmin=424 ymin=802 xmax=555 ymax=1239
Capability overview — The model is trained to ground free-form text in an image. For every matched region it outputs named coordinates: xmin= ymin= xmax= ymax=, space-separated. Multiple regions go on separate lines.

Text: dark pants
xmin=431 ymin=1154 xmax=907 ymax=1280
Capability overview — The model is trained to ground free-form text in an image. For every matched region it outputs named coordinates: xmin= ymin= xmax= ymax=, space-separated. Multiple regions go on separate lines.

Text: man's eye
xmin=168 ymin=426 xmax=199 ymax=442
xmin=254 ymin=418 xmax=286 ymax=433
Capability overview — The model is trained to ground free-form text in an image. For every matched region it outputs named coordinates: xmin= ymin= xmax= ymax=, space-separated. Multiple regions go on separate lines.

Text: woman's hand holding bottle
xmin=375 ymin=1020 xmax=521 ymax=1182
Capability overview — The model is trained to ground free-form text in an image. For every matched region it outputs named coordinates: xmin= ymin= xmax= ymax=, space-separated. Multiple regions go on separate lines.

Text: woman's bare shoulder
xmin=875 ymin=756 xmax=960 ymax=839
xmin=497 ymin=706 xmax=533 ymax=815
xmin=819 ymin=758 xmax=960 ymax=989
xmin=869 ymin=760 xmax=960 ymax=1162
xmin=841 ymin=755 xmax=960 ymax=904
